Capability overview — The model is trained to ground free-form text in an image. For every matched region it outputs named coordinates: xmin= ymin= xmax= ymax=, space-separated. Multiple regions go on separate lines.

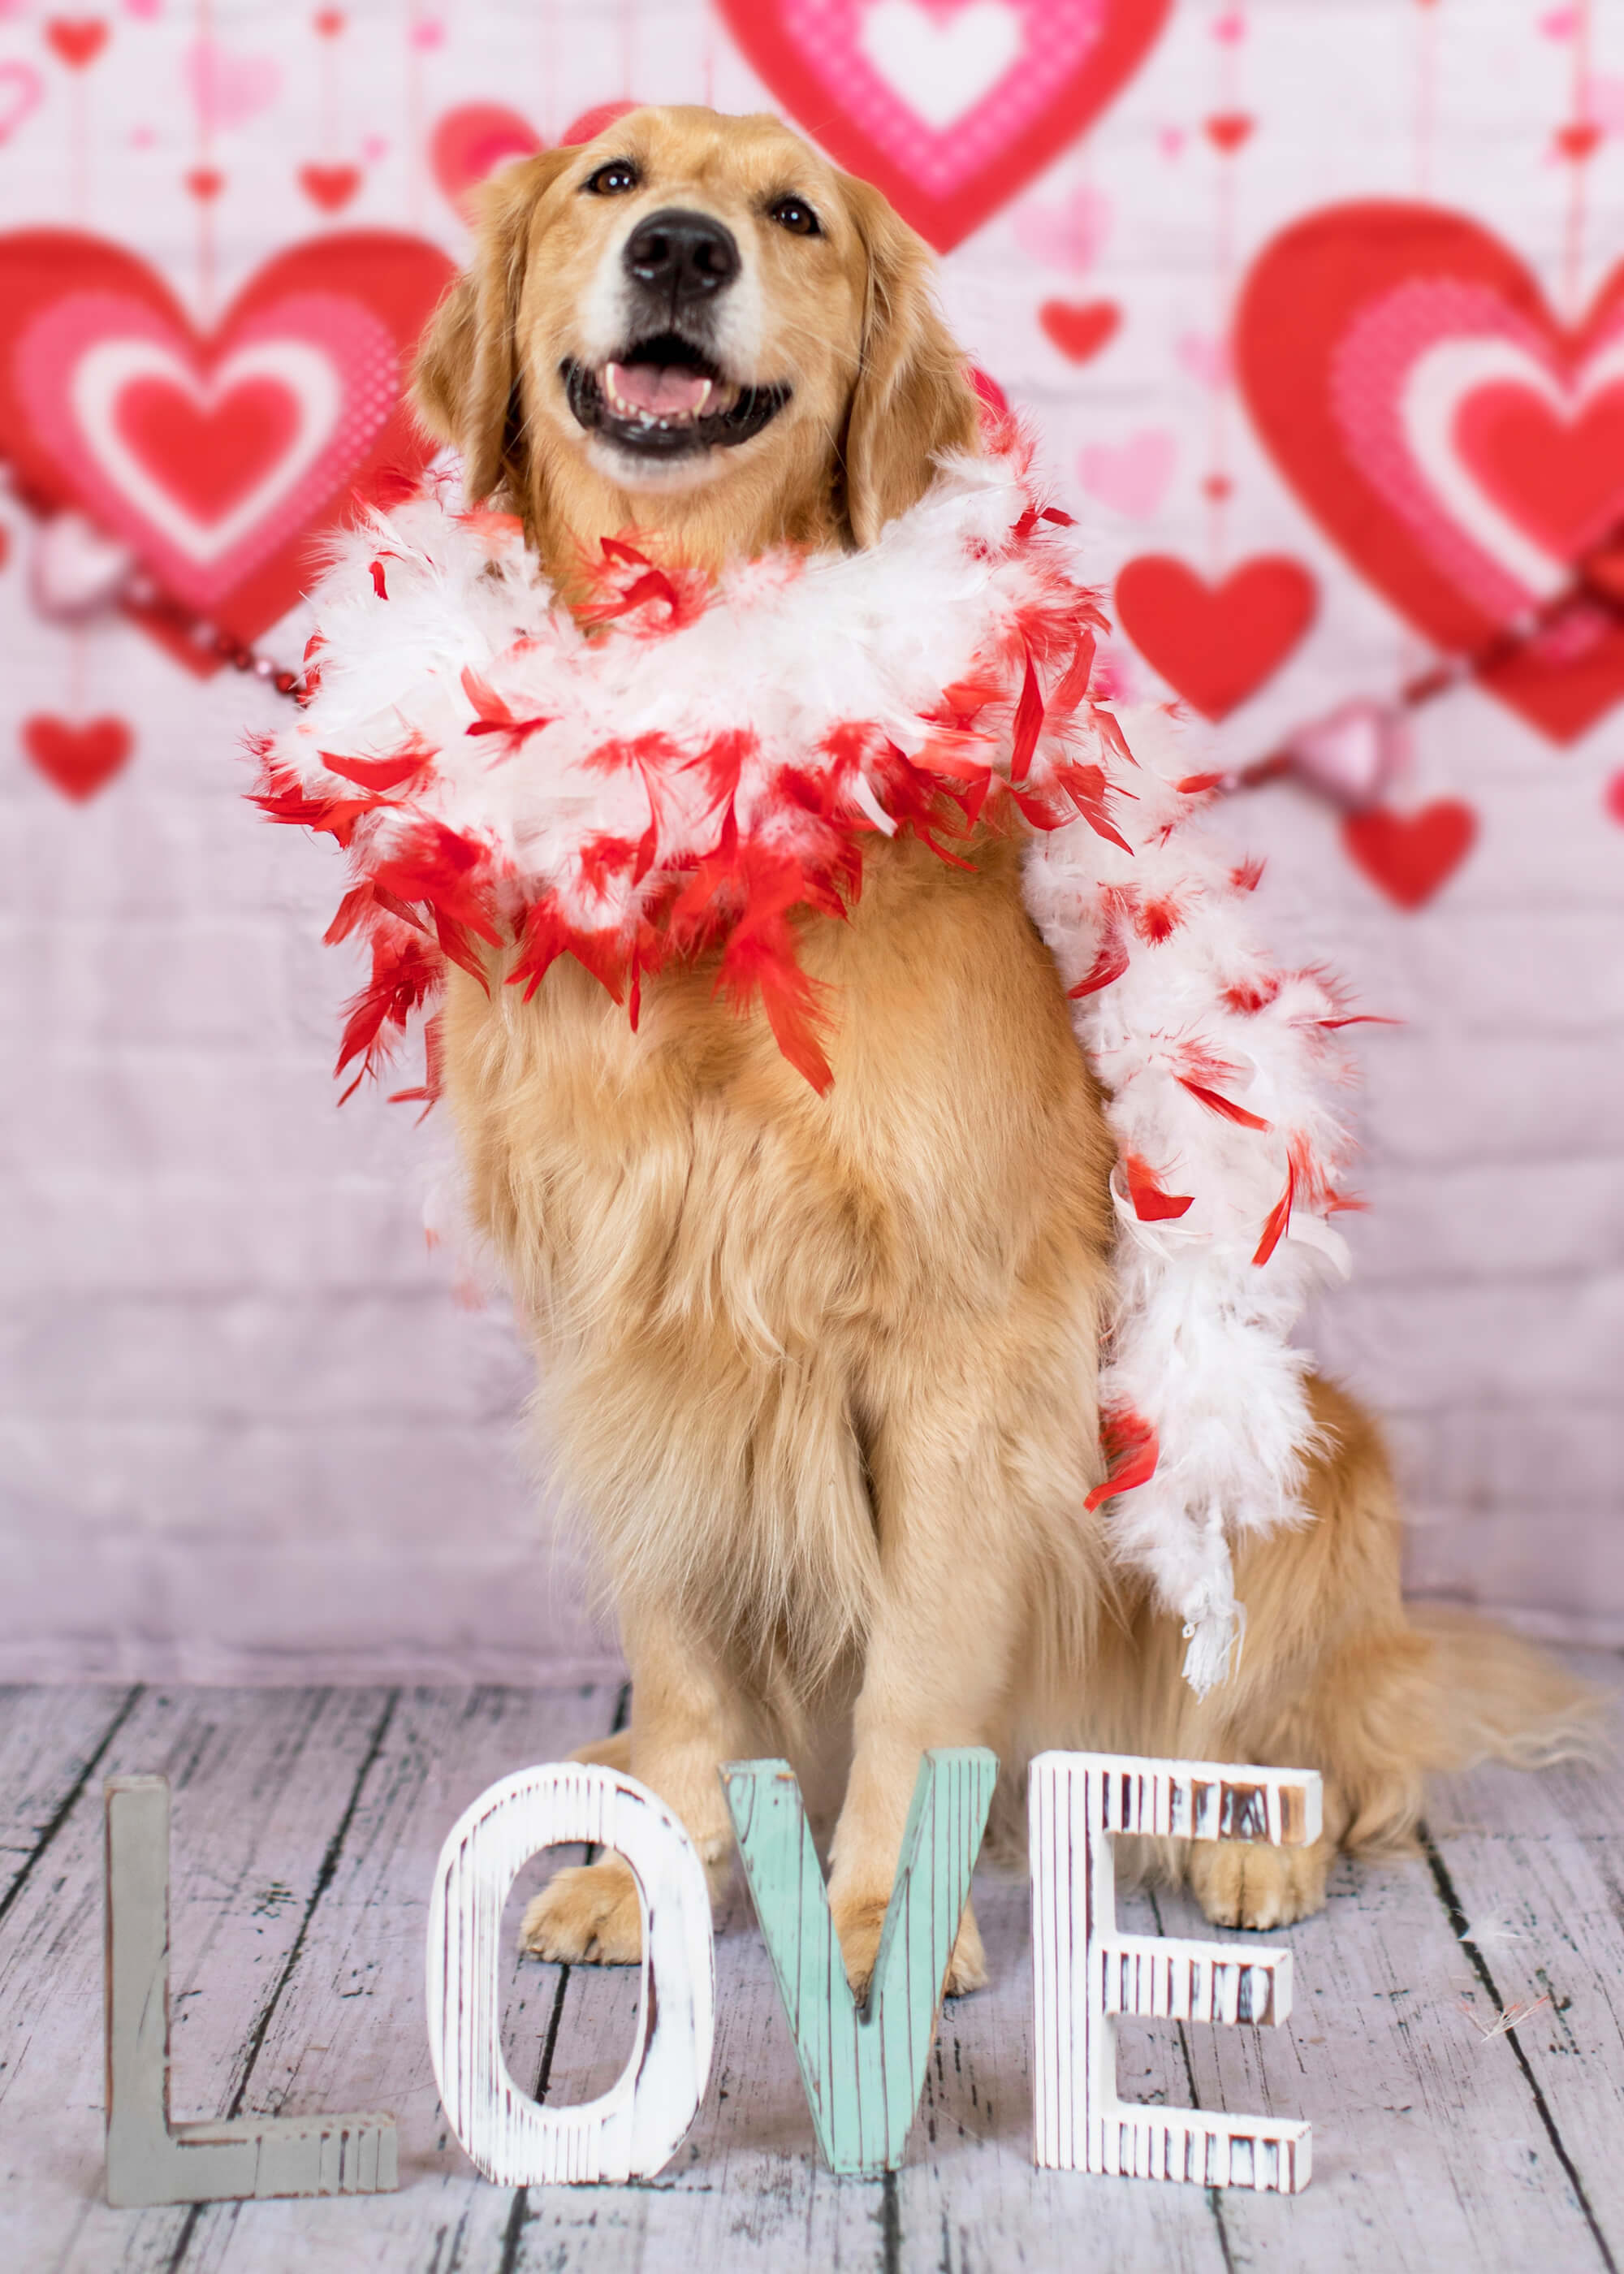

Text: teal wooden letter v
xmin=719 ymin=1748 xmax=997 ymax=2176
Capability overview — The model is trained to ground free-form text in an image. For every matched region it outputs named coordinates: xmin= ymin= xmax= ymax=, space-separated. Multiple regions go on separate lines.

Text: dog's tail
xmin=1406 ymin=1602 xmax=1613 ymax=1774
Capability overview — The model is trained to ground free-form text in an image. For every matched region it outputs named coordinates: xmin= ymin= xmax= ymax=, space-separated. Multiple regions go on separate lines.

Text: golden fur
xmin=412 ymin=106 xmax=1598 ymax=1991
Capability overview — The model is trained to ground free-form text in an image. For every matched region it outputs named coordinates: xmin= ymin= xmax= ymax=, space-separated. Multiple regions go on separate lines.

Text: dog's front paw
xmin=829 ymin=1889 xmax=987 ymax=2001
xmin=519 ymin=1856 xmax=642 ymax=1965
xmin=1187 ymin=1837 xmax=1333 ymax=1930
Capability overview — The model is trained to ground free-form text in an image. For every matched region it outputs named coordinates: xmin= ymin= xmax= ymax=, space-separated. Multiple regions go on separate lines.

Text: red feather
xmin=1009 ymin=651 xmax=1043 ymax=782
xmin=1125 ymin=1152 xmax=1194 ymax=1221
xmin=1252 ymin=1162 xmax=1296 ymax=1267
xmin=1068 ymin=936 xmax=1129 ymax=998
xmin=318 ymin=741 xmax=433 ymax=791
xmin=1177 ymin=1077 xmax=1272 ymax=1131
xmin=1084 ymin=1406 xmax=1160 ymax=1512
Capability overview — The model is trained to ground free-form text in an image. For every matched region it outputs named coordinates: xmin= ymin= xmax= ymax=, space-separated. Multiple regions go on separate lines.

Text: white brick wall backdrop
xmin=2 ymin=0 xmax=1621 ymax=1679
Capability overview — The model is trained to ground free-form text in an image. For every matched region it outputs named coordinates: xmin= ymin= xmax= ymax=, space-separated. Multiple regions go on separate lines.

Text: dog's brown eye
xmin=585 ymin=160 xmax=639 ymax=196
xmin=770 ymin=197 xmax=820 ymax=237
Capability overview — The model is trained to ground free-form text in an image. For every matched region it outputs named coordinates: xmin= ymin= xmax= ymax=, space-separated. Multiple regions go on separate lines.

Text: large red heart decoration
xmin=1237 ymin=201 xmax=1624 ymax=744
xmin=1114 ymin=553 xmax=1316 ymax=720
xmin=0 ymin=229 xmax=452 ymax=673
xmin=718 ymin=0 xmax=1172 ymax=252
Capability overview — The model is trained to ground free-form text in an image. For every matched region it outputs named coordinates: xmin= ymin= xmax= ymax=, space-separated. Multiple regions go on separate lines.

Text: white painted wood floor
xmin=2 ymin=1654 xmax=1619 ymax=2274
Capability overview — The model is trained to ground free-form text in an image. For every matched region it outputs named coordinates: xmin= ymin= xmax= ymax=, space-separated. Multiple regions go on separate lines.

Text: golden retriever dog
xmin=411 ymin=106 xmax=1592 ymax=1994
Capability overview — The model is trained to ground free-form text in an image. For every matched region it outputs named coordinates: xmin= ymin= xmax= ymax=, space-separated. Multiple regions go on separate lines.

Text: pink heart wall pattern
xmin=717 ymin=0 xmax=1172 ymax=249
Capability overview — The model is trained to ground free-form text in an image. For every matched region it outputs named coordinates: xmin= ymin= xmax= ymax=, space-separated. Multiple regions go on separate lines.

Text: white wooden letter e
xmin=426 ymin=1763 xmax=715 ymax=2184
xmin=1030 ymin=1750 xmax=1323 ymax=2193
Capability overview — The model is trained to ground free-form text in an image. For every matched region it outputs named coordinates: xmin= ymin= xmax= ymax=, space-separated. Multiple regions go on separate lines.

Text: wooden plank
xmin=162 ymin=1684 xmax=621 ymax=2274
xmin=1423 ymin=1647 xmax=1624 ymax=2268
xmin=722 ymin=1749 xmax=996 ymax=2176
xmin=0 ymin=1685 xmax=396 ymax=2274
xmin=1143 ymin=1836 xmax=1616 ymax=2271
xmin=0 ymin=1686 xmax=140 ymax=1917
xmin=897 ymin=1870 xmax=1231 ymax=2274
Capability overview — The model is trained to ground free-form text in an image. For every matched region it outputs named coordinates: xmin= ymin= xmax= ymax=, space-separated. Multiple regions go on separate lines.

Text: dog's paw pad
xmin=519 ymin=1857 xmax=642 ymax=1965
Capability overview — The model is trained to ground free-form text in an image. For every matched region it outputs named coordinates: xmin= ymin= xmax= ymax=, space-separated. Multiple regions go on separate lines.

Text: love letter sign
xmin=106 ymin=1751 xmax=1320 ymax=2203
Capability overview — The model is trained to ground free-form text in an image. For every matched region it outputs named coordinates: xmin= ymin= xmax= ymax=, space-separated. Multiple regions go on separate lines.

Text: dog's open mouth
xmin=562 ymin=334 xmax=790 ymax=457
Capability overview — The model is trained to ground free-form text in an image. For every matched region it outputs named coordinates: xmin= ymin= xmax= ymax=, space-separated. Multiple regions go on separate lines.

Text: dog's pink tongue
xmin=607 ymin=361 xmax=711 ymax=417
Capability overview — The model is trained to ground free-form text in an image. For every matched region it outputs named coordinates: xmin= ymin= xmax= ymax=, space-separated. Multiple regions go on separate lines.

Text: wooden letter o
xmin=426 ymin=1763 xmax=715 ymax=2185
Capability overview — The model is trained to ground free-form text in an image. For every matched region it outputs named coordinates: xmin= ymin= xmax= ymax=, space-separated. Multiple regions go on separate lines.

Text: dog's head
xmin=412 ymin=106 xmax=980 ymax=556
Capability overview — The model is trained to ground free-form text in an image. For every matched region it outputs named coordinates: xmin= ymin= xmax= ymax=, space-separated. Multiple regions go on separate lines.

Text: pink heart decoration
xmin=1078 ymin=427 xmax=1176 ymax=518
xmin=1283 ymin=699 xmax=1409 ymax=808
xmin=1539 ymin=6 xmax=1579 ymax=35
xmin=360 ymin=132 xmax=389 ymax=162
xmin=719 ymin=0 xmax=1172 ymax=252
xmin=1157 ymin=124 xmax=1185 ymax=156
xmin=123 ymin=0 xmax=160 ymax=16
xmin=0 ymin=59 xmax=42 ymax=141
xmin=1586 ymin=74 xmax=1624 ymax=132
xmin=409 ymin=15 xmax=445 ymax=49
xmin=1212 ymin=9 xmax=1246 ymax=40
xmin=1013 ymin=184 xmax=1112 ymax=272
xmin=0 ymin=227 xmax=452 ymax=666
xmin=1175 ymin=330 xmax=1229 ymax=391
xmin=30 ymin=508 xmax=133 ymax=619
xmin=183 ymin=37 xmax=279 ymax=132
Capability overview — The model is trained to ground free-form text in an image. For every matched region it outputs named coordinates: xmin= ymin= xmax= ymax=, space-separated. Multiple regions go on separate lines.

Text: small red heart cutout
xmin=185 ymin=165 xmax=225 ymax=201
xmin=1605 ymin=769 xmax=1624 ymax=826
xmin=1115 ymin=554 xmax=1317 ymax=720
xmin=1555 ymin=120 xmax=1601 ymax=159
xmin=312 ymin=8 xmax=347 ymax=34
xmin=1341 ymin=800 xmax=1478 ymax=908
xmin=298 ymin=162 xmax=361 ymax=213
xmin=1205 ymin=110 xmax=1255 ymax=152
xmin=45 ymin=17 xmax=108 ymax=69
xmin=1039 ymin=298 xmax=1121 ymax=364
xmin=23 ymin=711 xmax=132 ymax=800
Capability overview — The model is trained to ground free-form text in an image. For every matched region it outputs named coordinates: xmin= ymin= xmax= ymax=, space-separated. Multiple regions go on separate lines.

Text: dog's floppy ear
xmin=839 ymin=175 xmax=982 ymax=549
xmin=412 ymin=148 xmax=576 ymax=505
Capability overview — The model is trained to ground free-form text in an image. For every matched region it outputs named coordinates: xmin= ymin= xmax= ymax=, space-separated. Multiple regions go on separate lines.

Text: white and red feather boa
xmin=253 ymin=430 xmax=1364 ymax=1693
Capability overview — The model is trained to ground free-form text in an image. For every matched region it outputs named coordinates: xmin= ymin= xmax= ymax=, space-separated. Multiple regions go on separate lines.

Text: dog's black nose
xmin=623 ymin=208 xmax=741 ymax=304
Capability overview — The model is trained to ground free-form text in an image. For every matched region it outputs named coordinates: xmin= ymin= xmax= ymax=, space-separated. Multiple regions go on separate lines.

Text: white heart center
xmin=858 ymin=0 xmax=1025 ymax=132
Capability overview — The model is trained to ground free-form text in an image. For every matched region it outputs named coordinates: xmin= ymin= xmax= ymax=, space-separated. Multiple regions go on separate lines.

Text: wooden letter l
xmin=720 ymin=1749 xmax=996 ymax=2177
xmin=104 ymin=1775 xmax=397 ymax=2207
